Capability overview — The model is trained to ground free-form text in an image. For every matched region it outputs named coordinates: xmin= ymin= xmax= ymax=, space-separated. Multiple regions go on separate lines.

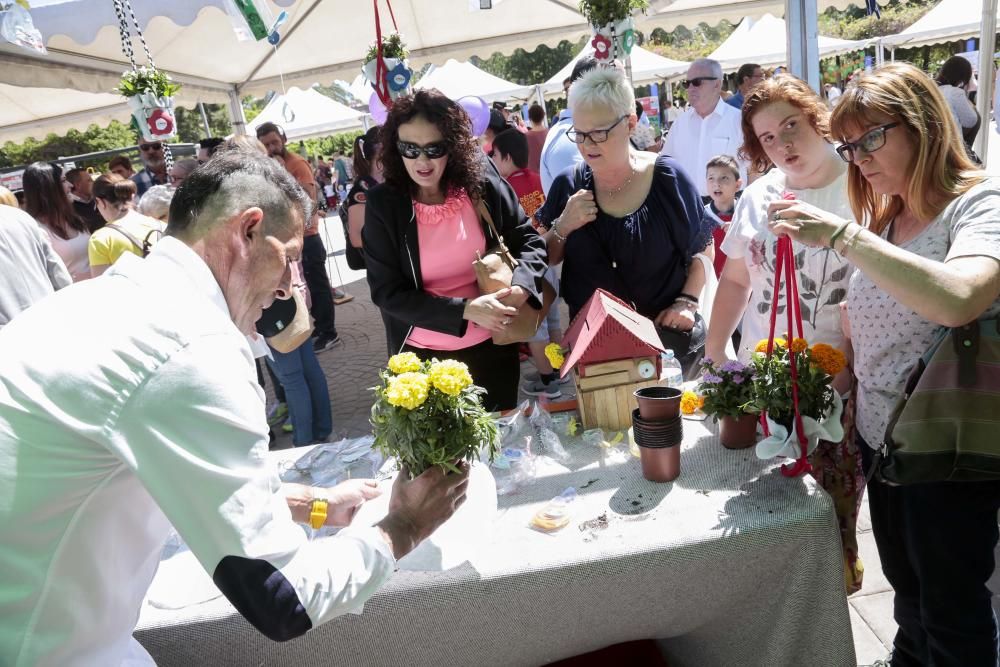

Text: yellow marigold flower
xmin=428 ymin=359 xmax=473 ymax=396
xmin=385 ymin=372 xmax=429 ymax=410
xmin=790 ymin=337 xmax=809 ymax=353
xmin=680 ymin=390 xmax=703 ymax=415
xmin=755 ymin=338 xmax=787 ymax=353
xmin=387 ymin=351 xmax=422 ymax=374
xmin=544 ymin=343 xmax=565 ymax=370
xmin=810 ymin=343 xmax=847 ymax=376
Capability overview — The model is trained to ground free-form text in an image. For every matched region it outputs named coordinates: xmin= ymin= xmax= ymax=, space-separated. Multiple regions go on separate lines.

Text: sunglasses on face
xmin=139 ymin=142 xmax=163 ymax=152
xmin=396 ymin=141 xmax=448 ymax=160
xmin=681 ymin=76 xmax=718 ymax=88
xmin=835 ymin=122 xmax=900 ymax=163
xmin=566 ymin=115 xmax=628 ymax=145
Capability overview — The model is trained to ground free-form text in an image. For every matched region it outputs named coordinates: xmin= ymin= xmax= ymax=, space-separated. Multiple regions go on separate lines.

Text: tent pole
xmin=975 ymin=0 xmax=998 ymax=161
xmin=228 ymin=88 xmax=247 ymax=136
xmin=198 ymin=103 xmax=212 ymax=137
xmin=785 ymin=0 xmax=820 ymax=92
xmin=535 ymin=84 xmax=548 ymax=121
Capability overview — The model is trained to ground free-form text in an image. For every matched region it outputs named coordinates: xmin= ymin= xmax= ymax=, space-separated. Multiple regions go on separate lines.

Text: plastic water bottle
xmin=660 ymin=349 xmax=683 ymax=388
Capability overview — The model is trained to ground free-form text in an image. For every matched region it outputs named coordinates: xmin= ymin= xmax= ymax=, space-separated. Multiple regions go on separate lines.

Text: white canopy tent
xmin=0 ymin=82 xmax=131 ymax=143
xmin=0 ymin=0 xmax=891 ymax=141
xmin=708 ymin=13 xmax=871 ymax=72
xmin=541 ymin=44 xmax=689 ymax=96
xmin=414 ymin=59 xmax=533 ymax=104
xmin=246 ymin=87 xmax=365 ymax=140
xmin=881 ymin=0 xmax=998 ymax=50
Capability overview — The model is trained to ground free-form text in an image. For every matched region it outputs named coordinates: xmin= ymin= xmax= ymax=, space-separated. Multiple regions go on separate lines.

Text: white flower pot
xmin=127 ymin=92 xmax=177 ymax=142
xmin=362 ymin=56 xmax=410 ymax=100
xmin=755 ymin=392 xmax=845 ymax=461
xmin=350 ymin=460 xmax=496 ymax=571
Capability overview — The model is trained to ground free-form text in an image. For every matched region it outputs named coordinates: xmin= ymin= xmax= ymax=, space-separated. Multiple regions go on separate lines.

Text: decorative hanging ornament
xmin=387 ymin=62 xmax=412 ymax=92
xmin=591 ymin=34 xmax=612 ymax=60
xmin=620 ymin=29 xmax=636 ymax=55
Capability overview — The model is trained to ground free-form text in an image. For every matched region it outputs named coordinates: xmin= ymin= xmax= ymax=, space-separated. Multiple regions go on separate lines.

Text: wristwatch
xmin=309 ymin=497 xmax=329 ymax=529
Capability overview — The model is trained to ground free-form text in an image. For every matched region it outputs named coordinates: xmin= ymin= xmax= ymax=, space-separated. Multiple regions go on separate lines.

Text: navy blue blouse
xmin=537 ymin=154 xmax=714 ymax=321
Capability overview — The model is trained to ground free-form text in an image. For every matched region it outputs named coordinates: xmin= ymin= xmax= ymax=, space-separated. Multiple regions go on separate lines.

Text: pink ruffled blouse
xmin=406 ymin=189 xmax=491 ymax=351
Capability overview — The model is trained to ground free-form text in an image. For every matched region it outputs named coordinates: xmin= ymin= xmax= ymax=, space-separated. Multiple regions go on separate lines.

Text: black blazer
xmin=363 ymin=161 xmax=548 ymax=355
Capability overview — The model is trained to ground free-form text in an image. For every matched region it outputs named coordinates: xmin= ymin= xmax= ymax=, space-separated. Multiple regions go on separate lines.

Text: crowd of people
xmin=0 ymin=53 xmax=998 ymax=667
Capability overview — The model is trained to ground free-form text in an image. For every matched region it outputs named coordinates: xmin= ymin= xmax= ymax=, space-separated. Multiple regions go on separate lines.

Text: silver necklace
xmin=601 ymin=160 xmax=636 ymax=197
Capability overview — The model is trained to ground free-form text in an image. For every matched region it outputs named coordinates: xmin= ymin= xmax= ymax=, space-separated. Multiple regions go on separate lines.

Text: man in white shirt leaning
xmin=661 ymin=58 xmax=749 ymax=197
xmin=0 ymin=148 xmax=468 ymax=667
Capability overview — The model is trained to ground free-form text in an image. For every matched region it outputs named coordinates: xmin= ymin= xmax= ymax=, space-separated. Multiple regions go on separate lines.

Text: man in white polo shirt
xmin=661 ymin=58 xmax=749 ymax=196
xmin=0 ymin=149 xmax=468 ymax=666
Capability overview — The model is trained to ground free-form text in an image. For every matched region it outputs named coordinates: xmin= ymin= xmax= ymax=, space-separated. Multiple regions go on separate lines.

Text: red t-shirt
xmin=505 ymin=168 xmax=545 ymax=221
xmin=709 ymin=204 xmax=734 ymax=278
xmin=525 ymin=129 xmax=547 ymax=173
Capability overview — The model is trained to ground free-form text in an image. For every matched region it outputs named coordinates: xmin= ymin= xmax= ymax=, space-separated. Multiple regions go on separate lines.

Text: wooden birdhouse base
xmin=574 ymin=361 xmax=661 ymax=431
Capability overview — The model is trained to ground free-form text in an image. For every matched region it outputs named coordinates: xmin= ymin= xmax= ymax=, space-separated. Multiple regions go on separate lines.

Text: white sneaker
xmin=522 ymin=378 xmax=561 ymax=399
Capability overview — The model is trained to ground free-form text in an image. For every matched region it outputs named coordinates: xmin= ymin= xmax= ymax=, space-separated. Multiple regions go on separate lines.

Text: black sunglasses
xmin=396 ymin=141 xmax=448 ymax=160
xmin=835 ymin=122 xmax=900 ymax=163
xmin=139 ymin=142 xmax=163 ymax=152
xmin=680 ymin=76 xmax=718 ymax=88
xmin=566 ymin=115 xmax=628 ymax=145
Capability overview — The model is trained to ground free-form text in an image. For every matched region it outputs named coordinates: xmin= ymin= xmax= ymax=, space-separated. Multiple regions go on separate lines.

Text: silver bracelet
xmin=551 ymin=219 xmax=567 ymax=243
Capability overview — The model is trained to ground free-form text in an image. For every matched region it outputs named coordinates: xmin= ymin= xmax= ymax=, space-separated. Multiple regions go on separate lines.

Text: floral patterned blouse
xmin=720 ymin=167 xmax=854 ymax=361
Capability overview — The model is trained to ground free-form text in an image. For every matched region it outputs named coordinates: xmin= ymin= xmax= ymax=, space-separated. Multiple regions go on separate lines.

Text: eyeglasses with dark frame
xmin=139 ymin=142 xmax=163 ymax=152
xmin=566 ymin=115 xmax=628 ymax=145
xmin=835 ymin=122 xmax=900 ymax=163
xmin=396 ymin=141 xmax=448 ymax=160
xmin=680 ymin=76 xmax=719 ymax=88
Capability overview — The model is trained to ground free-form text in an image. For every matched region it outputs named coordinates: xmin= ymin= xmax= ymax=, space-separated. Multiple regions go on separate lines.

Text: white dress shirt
xmin=540 ymin=109 xmax=584 ymax=196
xmin=661 ymin=98 xmax=748 ymax=196
xmin=0 ymin=207 xmax=71 ymax=328
xmin=0 ymin=236 xmax=395 ymax=667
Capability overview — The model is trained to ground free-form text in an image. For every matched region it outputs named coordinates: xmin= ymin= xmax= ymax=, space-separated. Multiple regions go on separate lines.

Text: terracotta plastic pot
xmin=638 ymin=442 xmax=680 ymax=482
xmin=634 ymin=387 xmax=682 ymax=421
xmin=719 ymin=413 xmax=759 ymax=450
xmin=632 ymin=409 xmax=683 ymax=447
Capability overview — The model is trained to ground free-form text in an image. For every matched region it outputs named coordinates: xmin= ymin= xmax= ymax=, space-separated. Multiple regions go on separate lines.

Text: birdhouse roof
xmin=560 ymin=289 xmax=665 ymax=377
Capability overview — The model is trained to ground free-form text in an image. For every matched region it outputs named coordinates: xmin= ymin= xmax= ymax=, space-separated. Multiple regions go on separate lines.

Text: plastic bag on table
xmin=528 ymin=400 xmax=571 ymax=464
xmin=1 ymin=3 xmax=46 ymax=54
xmin=529 ymin=487 xmax=577 ymax=533
xmin=278 ymin=435 xmax=384 ymax=488
xmin=493 ymin=445 xmax=537 ymax=496
xmin=496 ymin=399 xmax=532 ymax=448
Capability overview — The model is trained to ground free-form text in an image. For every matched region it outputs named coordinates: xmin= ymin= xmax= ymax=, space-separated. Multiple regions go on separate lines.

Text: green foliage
xmin=0 ymin=121 xmax=139 ymax=169
xmin=473 ymin=37 xmax=585 ymax=86
xmin=647 ymin=21 xmax=737 ymax=61
xmin=370 ymin=355 xmax=500 ymax=477
xmin=116 ymin=66 xmax=181 ymax=98
xmin=578 ymin=0 xmax=648 ymax=28
xmin=698 ymin=358 xmax=758 ymax=420
xmin=818 ymin=0 xmax=936 ymax=41
xmin=173 ymin=103 xmax=233 ymax=143
xmin=289 ymin=130 xmax=363 ymax=160
xmin=748 ymin=343 xmax=835 ymax=424
xmin=364 ymin=33 xmax=408 ymax=63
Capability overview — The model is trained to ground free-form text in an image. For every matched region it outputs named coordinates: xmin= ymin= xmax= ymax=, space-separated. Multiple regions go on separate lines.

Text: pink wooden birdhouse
xmin=561 ymin=289 xmax=666 ymax=430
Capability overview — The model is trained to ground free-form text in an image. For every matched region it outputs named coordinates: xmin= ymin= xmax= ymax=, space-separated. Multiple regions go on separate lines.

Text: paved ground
xmin=267 ymin=206 xmax=1000 ymax=666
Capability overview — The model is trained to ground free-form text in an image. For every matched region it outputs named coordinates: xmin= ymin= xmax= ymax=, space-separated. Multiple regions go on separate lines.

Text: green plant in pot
xmin=363 ymin=33 xmax=412 ymax=100
xmin=116 ymin=66 xmax=181 ymax=142
xmin=578 ymin=0 xmax=647 ymax=59
xmin=698 ymin=357 xmax=759 ymax=449
xmin=370 ymin=352 xmax=499 ymax=477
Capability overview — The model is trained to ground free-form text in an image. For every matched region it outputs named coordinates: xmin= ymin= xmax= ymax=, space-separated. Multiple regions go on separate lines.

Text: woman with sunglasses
xmin=22 ymin=162 xmax=92 ymax=282
xmin=363 ymin=89 xmax=548 ymax=411
xmin=704 ymin=75 xmax=861 ymax=593
xmin=87 ymin=174 xmax=165 ymax=277
xmin=340 ymin=125 xmax=383 ymax=270
xmin=540 ymin=66 xmax=713 ymax=376
xmin=769 ymin=63 xmax=1000 ymax=667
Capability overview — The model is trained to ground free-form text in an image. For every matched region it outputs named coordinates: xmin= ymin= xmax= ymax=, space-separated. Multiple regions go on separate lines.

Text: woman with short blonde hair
xmin=768 ymin=62 xmax=1000 ymax=666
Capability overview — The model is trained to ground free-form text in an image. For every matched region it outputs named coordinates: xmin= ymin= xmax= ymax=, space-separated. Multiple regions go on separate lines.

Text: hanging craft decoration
xmin=578 ymin=0 xmax=647 ymax=62
xmin=113 ymin=0 xmax=180 ymax=158
xmin=0 ymin=0 xmax=46 ymax=54
xmin=363 ymin=0 xmax=412 ymax=115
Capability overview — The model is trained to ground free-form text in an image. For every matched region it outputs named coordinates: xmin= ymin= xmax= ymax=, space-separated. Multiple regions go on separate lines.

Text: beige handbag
xmin=471 ymin=199 xmax=555 ymax=345
xmin=262 ymin=285 xmax=315 ymax=354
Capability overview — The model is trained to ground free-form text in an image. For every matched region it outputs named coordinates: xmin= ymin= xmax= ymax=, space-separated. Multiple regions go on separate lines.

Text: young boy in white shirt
xmin=704 ymin=155 xmax=743 ymax=278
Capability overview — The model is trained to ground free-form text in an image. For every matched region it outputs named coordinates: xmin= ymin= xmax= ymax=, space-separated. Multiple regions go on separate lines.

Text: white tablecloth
xmin=134 ymin=419 xmax=855 ymax=666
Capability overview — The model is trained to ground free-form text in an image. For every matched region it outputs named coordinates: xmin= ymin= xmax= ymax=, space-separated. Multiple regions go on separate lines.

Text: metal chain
xmin=112 ymin=0 xmax=137 ymax=71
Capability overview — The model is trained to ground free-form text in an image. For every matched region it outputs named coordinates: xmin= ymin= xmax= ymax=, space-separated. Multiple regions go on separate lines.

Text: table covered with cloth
xmin=133 ymin=419 xmax=855 ymax=666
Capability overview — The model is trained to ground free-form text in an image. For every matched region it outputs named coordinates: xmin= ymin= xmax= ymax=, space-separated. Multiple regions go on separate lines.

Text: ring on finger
xmin=772 ymin=211 xmax=782 ymax=222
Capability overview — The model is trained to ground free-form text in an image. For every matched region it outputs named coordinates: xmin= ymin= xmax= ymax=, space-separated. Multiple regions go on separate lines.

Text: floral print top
xmin=720 ymin=168 xmax=854 ymax=361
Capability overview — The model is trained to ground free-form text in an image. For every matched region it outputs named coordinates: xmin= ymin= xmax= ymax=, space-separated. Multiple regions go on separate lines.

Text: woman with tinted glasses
xmin=22 ymin=162 xmax=92 ymax=282
xmin=363 ymin=89 xmax=548 ymax=411
xmin=703 ymin=74 xmax=861 ymax=593
xmin=769 ymin=63 xmax=1000 ymax=667
xmin=538 ymin=65 xmax=713 ymax=376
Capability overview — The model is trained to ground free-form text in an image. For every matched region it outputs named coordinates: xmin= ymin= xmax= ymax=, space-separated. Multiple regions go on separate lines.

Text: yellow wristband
xmin=309 ymin=498 xmax=328 ymax=530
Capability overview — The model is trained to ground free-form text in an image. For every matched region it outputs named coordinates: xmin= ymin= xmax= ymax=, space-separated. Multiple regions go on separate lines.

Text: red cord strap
xmin=760 ymin=194 xmax=812 ymax=478
xmin=372 ymin=0 xmax=400 ymax=108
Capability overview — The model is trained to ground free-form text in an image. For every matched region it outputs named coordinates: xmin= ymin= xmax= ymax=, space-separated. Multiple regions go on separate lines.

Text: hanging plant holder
xmin=364 ymin=2 xmax=411 ymax=108
xmin=592 ymin=17 xmax=636 ymax=60
xmin=113 ymin=0 xmax=180 ymax=157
